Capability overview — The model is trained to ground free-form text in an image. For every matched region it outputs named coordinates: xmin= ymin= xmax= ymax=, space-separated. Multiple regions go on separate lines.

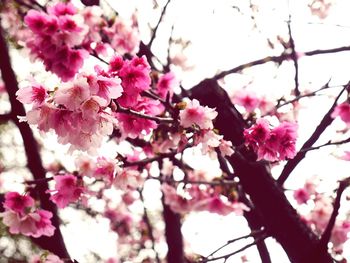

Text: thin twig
xmin=148 ymin=0 xmax=172 ymax=48
xmin=300 ymin=137 xmax=350 ymax=152
xmin=205 ymin=229 xmax=265 ymax=258
xmin=116 ymin=103 xmax=174 ymax=124
xmin=138 ymin=189 xmax=161 ymax=263
xmin=198 ymin=234 xmax=267 ymax=262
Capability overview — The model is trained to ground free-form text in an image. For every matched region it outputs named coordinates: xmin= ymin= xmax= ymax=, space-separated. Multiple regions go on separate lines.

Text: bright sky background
xmin=2 ymin=0 xmax=350 ymax=262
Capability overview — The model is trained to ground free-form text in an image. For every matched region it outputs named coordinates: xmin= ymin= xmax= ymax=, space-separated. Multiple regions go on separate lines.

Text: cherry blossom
xmin=179 ymin=99 xmax=218 ymax=129
xmin=49 ymin=174 xmax=84 ymax=208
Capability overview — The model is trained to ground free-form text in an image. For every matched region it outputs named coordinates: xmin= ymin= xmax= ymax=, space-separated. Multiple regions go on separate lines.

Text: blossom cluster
xmin=24 ymin=3 xmax=89 ymax=81
xmin=0 ymin=192 xmax=55 ymax=238
xmin=244 ymin=118 xmax=298 ymax=161
xmin=16 ymin=55 xmax=165 ymax=152
xmin=23 ymin=3 xmax=140 ymax=81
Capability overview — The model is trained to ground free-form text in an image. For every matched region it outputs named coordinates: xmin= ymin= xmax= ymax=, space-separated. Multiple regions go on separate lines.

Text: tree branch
xmin=277 ymin=84 xmax=348 ymax=185
xmin=0 ymin=26 xmax=70 ymax=259
xmin=190 ymin=79 xmax=333 ymax=263
xmin=213 ymin=45 xmax=350 ymax=81
xmin=148 ymin=0 xmax=172 ymax=48
xmin=319 ymin=177 xmax=350 ymax=249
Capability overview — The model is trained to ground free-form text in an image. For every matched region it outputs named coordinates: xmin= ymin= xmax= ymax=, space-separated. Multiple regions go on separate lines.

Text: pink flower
xmin=244 ymin=119 xmax=297 ymax=161
xmin=219 ymin=139 xmax=234 ymax=157
xmin=156 ymin=72 xmax=177 ymax=99
xmin=117 ymin=56 xmax=151 ymax=107
xmin=47 ymin=2 xmax=77 ymax=16
xmin=243 ymin=118 xmax=270 ymax=150
xmin=3 ymin=192 xmax=34 ymax=214
xmin=194 ymin=129 xmax=223 ymax=154
xmin=16 ymin=83 xmax=47 ymax=108
xmin=1 ymin=210 xmax=39 ymax=236
xmin=341 ymin=151 xmax=350 ymax=161
xmin=331 ymin=102 xmax=350 ymax=125
xmin=293 ymin=188 xmax=310 ymax=204
xmin=54 ymin=77 xmax=90 ymax=110
xmin=32 ymin=210 xmax=55 ymax=238
xmin=179 ymin=99 xmax=218 ymax=130
xmin=89 ymin=67 xmax=123 ymax=105
xmin=232 ymin=90 xmax=260 ymax=112
xmin=24 ymin=10 xmax=51 ymax=35
xmin=103 ymin=18 xmax=140 ymax=55
xmin=114 ymin=168 xmax=143 ymax=190
xmin=49 ymin=174 xmax=84 ymax=208
xmin=94 ymin=157 xmax=119 ymax=185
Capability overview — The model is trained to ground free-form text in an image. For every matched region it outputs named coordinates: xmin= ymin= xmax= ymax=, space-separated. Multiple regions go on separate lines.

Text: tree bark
xmin=0 ymin=27 xmax=70 ymax=259
xmin=190 ymin=79 xmax=332 ymax=263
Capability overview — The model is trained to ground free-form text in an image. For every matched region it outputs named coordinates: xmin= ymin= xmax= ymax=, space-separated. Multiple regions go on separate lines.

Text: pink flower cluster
xmin=24 ymin=3 xmax=89 ymax=81
xmin=162 ymin=183 xmax=248 ymax=216
xmin=103 ymin=18 xmax=140 ymax=55
xmin=48 ymin=174 xmax=85 ymax=208
xmin=244 ymin=119 xmax=298 ymax=161
xmin=0 ymin=192 xmax=55 ymax=237
xmin=17 ymin=67 xmax=123 ymax=152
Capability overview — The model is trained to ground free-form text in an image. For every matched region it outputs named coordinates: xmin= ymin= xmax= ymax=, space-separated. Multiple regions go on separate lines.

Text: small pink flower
xmin=24 ymin=10 xmax=51 ymax=35
xmin=332 ymin=102 xmax=350 ymax=125
xmin=48 ymin=2 xmax=77 ymax=16
xmin=156 ymin=72 xmax=177 ymax=99
xmin=293 ymin=188 xmax=310 ymax=204
xmin=16 ymin=83 xmax=47 ymax=108
xmin=49 ymin=174 xmax=84 ymax=208
xmin=179 ymin=99 xmax=218 ymax=130
xmin=54 ymin=77 xmax=90 ymax=110
xmin=232 ymin=90 xmax=260 ymax=112
xmin=94 ymin=157 xmax=119 ymax=185
xmin=32 ymin=210 xmax=55 ymax=238
xmin=3 ymin=192 xmax=34 ymax=214
xmin=219 ymin=139 xmax=234 ymax=157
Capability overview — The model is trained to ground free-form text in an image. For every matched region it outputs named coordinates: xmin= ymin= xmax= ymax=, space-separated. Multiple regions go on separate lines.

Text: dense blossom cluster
xmin=1 ymin=0 xmax=350 ymax=262
xmin=16 ymin=55 xmax=165 ymax=152
xmin=244 ymin=118 xmax=298 ymax=161
xmin=0 ymin=192 xmax=55 ymax=238
xmin=24 ymin=2 xmax=140 ymax=81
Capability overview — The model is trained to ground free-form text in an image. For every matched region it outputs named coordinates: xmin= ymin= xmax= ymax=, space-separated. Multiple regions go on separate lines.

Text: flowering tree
xmin=0 ymin=0 xmax=350 ymax=262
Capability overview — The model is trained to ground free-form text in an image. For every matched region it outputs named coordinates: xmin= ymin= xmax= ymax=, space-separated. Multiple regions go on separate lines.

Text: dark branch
xmin=319 ymin=177 xmax=350 ymax=248
xmin=0 ymin=26 xmax=70 ymax=259
xmin=213 ymin=45 xmax=350 ymax=81
xmin=190 ymin=78 xmax=333 ymax=263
